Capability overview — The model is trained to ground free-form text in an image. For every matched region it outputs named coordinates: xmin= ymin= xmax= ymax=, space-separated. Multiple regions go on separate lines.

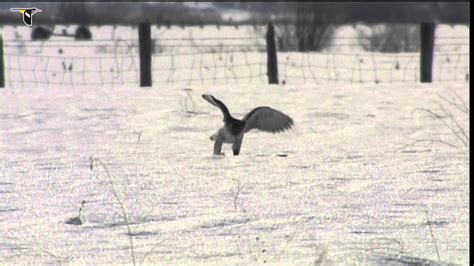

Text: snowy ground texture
xmin=0 ymin=82 xmax=469 ymax=265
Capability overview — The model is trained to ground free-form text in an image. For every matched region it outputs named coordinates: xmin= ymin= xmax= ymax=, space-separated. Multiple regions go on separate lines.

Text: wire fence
xmin=278 ymin=34 xmax=468 ymax=84
xmin=2 ymin=26 xmax=469 ymax=88
xmin=149 ymin=35 xmax=267 ymax=84
xmin=279 ymin=52 xmax=421 ymax=84
xmin=152 ymin=51 xmax=267 ymax=85
xmin=4 ymin=40 xmax=139 ymax=88
xmin=433 ymin=52 xmax=470 ymax=82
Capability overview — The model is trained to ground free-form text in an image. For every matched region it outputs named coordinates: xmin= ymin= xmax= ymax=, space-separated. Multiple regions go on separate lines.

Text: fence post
xmin=420 ymin=23 xmax=435 ymax=83
xmin=266 ymin=23 xmax=279 ymax=84
xmin=139 ymin=22 xmax=152 ymax=87
xmin=0 ymin=36 xmax=4 ymax=88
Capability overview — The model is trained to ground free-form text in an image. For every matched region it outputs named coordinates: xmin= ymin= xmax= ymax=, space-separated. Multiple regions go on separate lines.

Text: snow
xmin=0 ymin=24 xmax=470 ymax=265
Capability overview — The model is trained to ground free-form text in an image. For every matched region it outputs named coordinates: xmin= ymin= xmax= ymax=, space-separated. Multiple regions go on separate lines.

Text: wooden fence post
xmin=420 ymin=23 xmax=435 ymax=83
xmin=139 ymin=22 xmax=152 ymax=87
xmin=0 ymin=36 xmax=4 ymax=88
xmin=266 ymin=22 xmax=279 ymax=84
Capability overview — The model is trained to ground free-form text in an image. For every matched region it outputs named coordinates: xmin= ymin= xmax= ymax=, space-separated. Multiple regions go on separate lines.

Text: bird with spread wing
xmin=202 ymin=94 xmax=293 ymax=155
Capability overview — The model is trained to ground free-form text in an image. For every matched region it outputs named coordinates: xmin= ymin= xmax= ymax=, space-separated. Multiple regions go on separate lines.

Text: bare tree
xmin=358 ymin=24 xmax=420 ymax=53
xmin=274 ymin=3 xmax=335 ymax=52
xmin=294 ymin=3 xmax=335 ymax=51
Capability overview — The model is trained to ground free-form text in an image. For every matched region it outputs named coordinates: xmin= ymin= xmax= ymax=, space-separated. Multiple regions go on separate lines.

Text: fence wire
xmin=2 ymin=29 xmax=469 ymax=87
xmin=278 ymin=35 xmax=469 ymax=84
xmin=152 ymin=52 xmax=266 ymax=85
xmin=4 ymin=40 xmax=139 ymax=88
xmin=279 ymin=52 xmax=422 ymax=84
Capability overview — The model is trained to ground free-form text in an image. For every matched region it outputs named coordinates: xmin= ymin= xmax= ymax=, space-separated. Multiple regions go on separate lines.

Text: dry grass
xmin=90 ymin=156 xmax=136 ymax=266
xmin=396 ymin=88 xmax=469 ymax=152
xmin=424 ymin=208 xmax=441 ymax=261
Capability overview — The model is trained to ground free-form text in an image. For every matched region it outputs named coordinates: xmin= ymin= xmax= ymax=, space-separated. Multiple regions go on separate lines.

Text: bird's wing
xmin=243 ymin=106 xmax=293 ymax=133
xmin=202 ymin=94 xmax=231 ymax=120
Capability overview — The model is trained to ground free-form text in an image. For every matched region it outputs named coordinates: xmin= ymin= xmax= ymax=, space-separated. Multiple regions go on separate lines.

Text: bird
xmin=202 ymin=94 xmax=293 ymax=156
xmin=65 ymin=200 xmax=86 ymax=225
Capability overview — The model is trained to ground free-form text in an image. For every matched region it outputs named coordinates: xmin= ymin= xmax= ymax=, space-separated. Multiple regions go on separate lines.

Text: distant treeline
xmin=0 ymin=2 xmax=469 ymax=25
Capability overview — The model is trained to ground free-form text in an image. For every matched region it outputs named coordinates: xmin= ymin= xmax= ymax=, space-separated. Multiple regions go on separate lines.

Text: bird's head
xmin=30 ymin=7 xmax=42 ymax=15
xmin=202 ymin=94 xmax=218 ymax=107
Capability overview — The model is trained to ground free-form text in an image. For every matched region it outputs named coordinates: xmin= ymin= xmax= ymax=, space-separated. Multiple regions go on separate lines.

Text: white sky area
xmin=182 ymin=2 xmax=252 ymax=21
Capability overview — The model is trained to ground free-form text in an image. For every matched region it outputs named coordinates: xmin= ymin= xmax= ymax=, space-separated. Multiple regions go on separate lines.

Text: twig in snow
xmin=413 ymin=107 xmax=468 ymax=147
xmin=90 ymin=157 xmax=136 ymax=266
xmin=232 ymin=178 xmax=242 ymax=212
xmin=394 ymin=138 xmax=458 ymax=153
xmin=134 ymin=131 xmax=142 ymax=153
xmin=434 ymin=101 xmax=469 ymax=143
xmin=424 ymin=208 xmax=441 ymax=261
xmin=140 ymin=239 xmax=166 ymax=265
xmin=435 ymin=92 xmax=468 ymax=116
xmin=183 ymin=88 xmax=196 ymax=114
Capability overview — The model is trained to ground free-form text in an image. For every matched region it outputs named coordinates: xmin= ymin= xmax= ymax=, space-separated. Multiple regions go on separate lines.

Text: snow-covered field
xmin=0 ymin=25 xmax=470 ymax=265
